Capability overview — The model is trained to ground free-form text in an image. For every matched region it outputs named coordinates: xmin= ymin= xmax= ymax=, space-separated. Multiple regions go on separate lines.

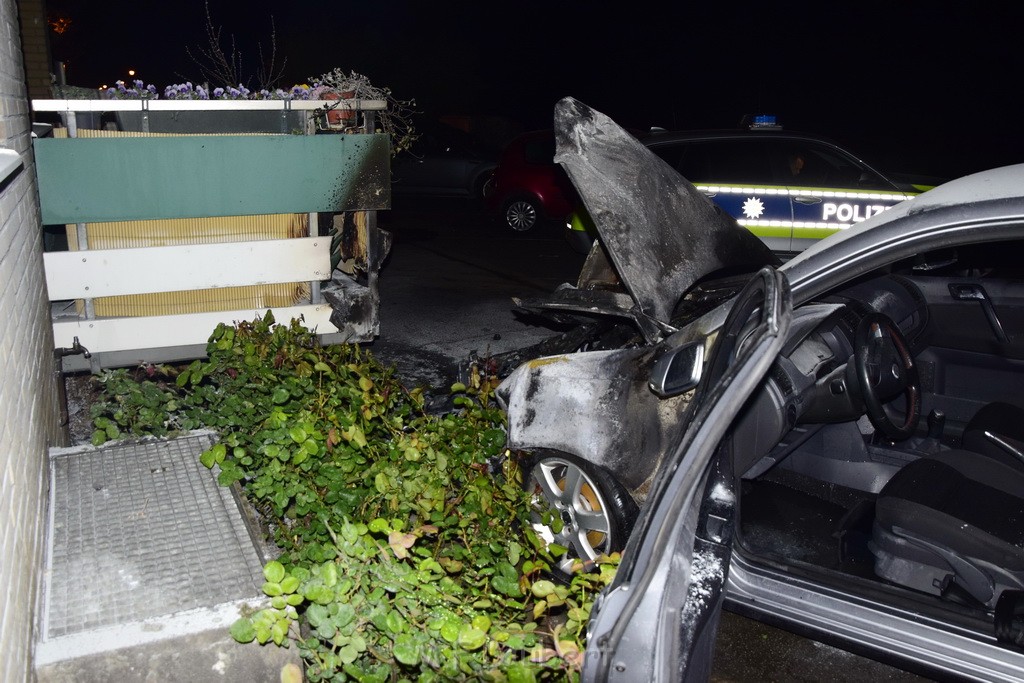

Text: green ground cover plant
xmin=90 ymin=313 xmax=618 ymax=681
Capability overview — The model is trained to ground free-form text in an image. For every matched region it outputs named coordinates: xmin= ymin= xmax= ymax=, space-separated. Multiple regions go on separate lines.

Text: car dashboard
xmin=732 ymin=274 xmax=929 ymax=482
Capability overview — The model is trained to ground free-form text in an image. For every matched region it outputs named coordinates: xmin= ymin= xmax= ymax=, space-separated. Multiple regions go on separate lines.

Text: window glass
xmin=900 ymin=239 xmax=1024 ymax=279
xmin=648 ymin=141 xmax=685 ymax=170
xmin=667 ymin=139 xmax=774 ymax=185
xmin=766 ymin=139 xmax=893 ymax=190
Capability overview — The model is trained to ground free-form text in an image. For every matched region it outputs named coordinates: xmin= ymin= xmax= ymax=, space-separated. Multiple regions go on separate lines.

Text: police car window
xmin=674 ymin=140 xmax=773 ymax=184
xmin=767 ymin=140 xmax=892 ymax=191
xmin=648 ymin=141 xmax=686 ymax=169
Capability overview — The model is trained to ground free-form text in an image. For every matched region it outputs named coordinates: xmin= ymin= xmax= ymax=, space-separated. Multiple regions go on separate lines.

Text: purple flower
xmin=103 ymin=78 xmax=321 ymax=101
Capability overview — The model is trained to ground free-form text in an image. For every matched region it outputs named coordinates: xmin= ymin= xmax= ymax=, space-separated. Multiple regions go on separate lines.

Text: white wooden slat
xmin=52 ymin=304 xmax=341 ymax=354
xmin=44 ymin=237 xmax=331 ymax=300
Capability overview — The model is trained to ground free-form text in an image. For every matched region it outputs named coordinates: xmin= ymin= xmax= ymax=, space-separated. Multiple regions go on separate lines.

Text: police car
xmin=567 ymin=115 xmax=933 ymax=255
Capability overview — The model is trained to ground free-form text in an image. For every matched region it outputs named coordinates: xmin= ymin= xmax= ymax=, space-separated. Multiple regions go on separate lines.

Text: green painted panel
xmin=34 ymin=134 xmax=391 ymax=224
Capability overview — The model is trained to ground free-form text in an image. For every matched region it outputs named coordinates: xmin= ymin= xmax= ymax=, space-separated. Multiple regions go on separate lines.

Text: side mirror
xmin=649 ymin=340 xmax=704 ymax=398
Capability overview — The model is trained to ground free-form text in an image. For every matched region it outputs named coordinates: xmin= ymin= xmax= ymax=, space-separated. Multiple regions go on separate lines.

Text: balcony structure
xmin=32 ymin=98 xmax=392 ymax=371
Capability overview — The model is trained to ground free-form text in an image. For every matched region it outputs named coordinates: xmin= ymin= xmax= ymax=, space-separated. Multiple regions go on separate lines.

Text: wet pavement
xmin=371 ymin=197 xmax=587 ymax=396
xmin=374 ymin=196 xmax=935 ymax=682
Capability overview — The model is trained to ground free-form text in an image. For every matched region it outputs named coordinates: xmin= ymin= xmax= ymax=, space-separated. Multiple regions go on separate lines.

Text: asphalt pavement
xmin=371 ymin=196 xmax=932 ymax=682
xmin=371 ymin=196 xmax=587 ymax=392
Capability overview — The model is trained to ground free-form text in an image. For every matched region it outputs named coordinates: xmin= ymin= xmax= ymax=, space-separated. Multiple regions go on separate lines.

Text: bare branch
xmin=254 ymin=17 xmax=287 ymax=91
xmin=184 ymin=1 xmax=284 ymax=89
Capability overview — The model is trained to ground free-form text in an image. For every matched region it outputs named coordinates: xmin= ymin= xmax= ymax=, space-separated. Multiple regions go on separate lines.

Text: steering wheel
xmin=853 ymin=312 xmax=921 ymax=441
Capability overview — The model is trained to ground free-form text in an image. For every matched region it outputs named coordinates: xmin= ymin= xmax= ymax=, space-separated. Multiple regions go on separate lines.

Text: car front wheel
xmin=502 ymin=197 xmax=540 ymax=232
xmin=523 ymin=451 xmax=637 ymax=579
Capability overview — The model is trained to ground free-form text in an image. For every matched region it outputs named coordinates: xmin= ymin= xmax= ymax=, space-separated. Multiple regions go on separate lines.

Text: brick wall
xmin=1 ymin=0 xmax=63 ymax=679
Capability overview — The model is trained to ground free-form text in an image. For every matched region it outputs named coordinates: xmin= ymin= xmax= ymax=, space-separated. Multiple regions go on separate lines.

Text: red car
xmin=485 ymin=130 xmax=578 ymax=232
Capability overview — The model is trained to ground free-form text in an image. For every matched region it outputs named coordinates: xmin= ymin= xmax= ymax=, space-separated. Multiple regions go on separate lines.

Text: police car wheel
xmin=523 ymin=451 xmax=637 ymax=580
xmin=503 ymin=197 xmax=539 ymax=231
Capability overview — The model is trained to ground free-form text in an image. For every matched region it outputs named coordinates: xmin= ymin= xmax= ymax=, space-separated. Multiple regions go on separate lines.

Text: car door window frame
xmin=584 ymin=266 xmax=792 ymax=682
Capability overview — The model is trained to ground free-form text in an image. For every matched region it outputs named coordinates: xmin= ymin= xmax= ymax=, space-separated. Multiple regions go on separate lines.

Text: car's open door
xmin=582 ymin=266 xmax=792 ymax=682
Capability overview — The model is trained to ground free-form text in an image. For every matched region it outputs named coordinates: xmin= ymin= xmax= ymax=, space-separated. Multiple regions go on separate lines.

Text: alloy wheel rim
xmin=528 ymin=458 xmax=612 ymax=574
xmin=506 ymin=201 xmax=537 ymax=231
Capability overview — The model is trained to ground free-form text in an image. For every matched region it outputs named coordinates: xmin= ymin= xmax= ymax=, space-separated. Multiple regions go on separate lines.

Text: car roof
xmin=637 ymin=128 xmax=882 ymax=168
xmin=639 ymin=127 xmax=847 ymax=145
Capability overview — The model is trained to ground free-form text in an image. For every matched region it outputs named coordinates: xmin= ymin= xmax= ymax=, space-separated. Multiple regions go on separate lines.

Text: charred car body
xmin=497 ymin=98 xmax=1024 ymax=681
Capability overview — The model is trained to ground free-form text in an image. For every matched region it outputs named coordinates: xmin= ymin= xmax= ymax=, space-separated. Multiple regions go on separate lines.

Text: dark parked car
xmin=498 ymin=98 xmax=1024 ymax=681
xmin=390 ymin=123 xmax=497 ymax=198
xmin=484 ymin=130 xmax=577 ymax=231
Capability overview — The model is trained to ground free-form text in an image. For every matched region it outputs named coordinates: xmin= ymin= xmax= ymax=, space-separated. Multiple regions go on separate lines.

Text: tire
xmin=473 ymin=171 xmax=494 ymax=200
xmin=502 ymin=196 xmax=541 ymax=232
xmin=523 ymin=451 xmax=638 ymax=579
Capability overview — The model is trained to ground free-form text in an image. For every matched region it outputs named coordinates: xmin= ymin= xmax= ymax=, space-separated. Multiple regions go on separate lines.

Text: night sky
xmin=44 ymin=0 xmax=1024 ymax=180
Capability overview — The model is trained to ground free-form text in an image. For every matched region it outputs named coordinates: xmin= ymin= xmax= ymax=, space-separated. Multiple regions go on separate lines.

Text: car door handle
xmin=948 ymin=283 xmax=1009 ymax=342
xmin=792 ymin=196 xmax=822 ymax=205
xmin=700 ymin=189 xmax=717 ymax=198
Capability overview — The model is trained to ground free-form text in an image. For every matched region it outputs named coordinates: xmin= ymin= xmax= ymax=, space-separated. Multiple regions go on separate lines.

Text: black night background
xmin=44 ymin=0 xmax=1024 ymax=182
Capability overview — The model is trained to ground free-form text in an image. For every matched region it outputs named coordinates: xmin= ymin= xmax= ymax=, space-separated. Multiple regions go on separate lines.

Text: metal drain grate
xmin=39 ymin=431 xmax=265 ymax=662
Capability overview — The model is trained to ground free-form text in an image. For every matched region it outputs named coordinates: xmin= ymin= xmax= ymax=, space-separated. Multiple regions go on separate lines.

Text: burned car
xmin=497 ymin=98 xmax=1024 ymax=681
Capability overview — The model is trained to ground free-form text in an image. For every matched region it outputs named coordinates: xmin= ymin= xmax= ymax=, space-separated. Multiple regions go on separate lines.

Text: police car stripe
xmin=738 ymin=222 xmax=791 ymax=237
xmin=741 ymin=219 xmax=851 ymax=229
xmin=745 ymin=222 xmax=856 ymax=237
xmin=697 ymin=185 xmax=915 ymax=201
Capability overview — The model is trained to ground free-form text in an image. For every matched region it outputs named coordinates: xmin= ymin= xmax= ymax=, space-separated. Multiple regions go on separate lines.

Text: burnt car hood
xmin=533 ymin=98 xmax=776 ymax=335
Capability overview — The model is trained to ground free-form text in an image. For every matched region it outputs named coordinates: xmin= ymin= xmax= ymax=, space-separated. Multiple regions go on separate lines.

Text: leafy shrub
xmin=90 ymin=313 xmax=618 ymax=680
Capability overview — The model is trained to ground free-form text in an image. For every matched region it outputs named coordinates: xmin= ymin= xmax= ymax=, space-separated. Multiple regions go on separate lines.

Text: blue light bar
xmin=751 ymin=114 xmax=778 ymax=128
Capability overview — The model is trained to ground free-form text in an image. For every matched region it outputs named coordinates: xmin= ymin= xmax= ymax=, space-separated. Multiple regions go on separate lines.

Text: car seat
xmin=869 ymin=448 xmax=1024 ymax=610
xmin=961 ymin=401 xmax=1024 ymax=469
